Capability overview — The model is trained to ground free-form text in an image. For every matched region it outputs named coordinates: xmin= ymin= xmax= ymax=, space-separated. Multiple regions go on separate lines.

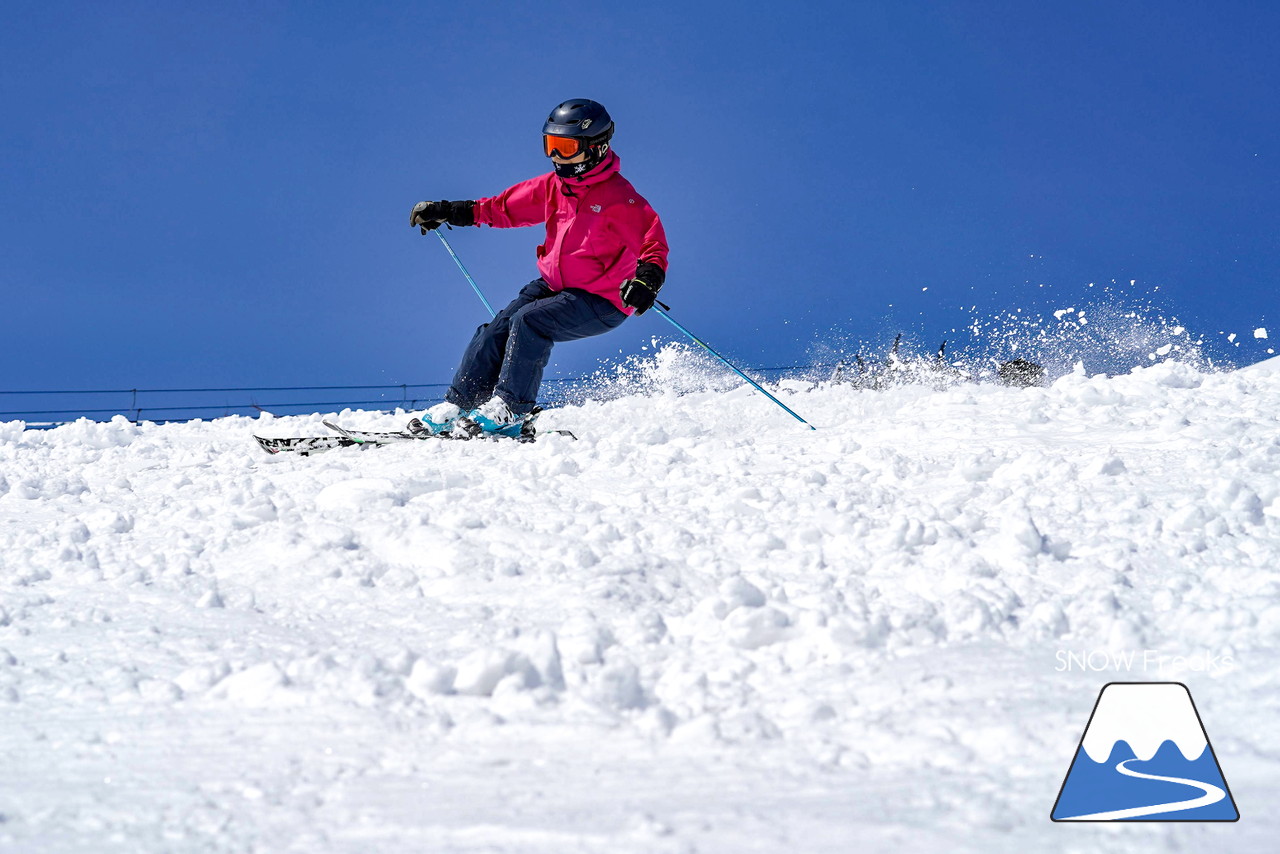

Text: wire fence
xmin=0 ymin=377 xmax=577 ymax=425
xmin=0 ymin=362 xmax=852 ymax=427
xmin=0 ymin=383 xmax=447 ymax=423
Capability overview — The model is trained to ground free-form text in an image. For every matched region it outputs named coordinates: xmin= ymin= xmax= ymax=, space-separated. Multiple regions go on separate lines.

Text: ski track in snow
xmin=2 ymin=357 xmax=1280 ymax=852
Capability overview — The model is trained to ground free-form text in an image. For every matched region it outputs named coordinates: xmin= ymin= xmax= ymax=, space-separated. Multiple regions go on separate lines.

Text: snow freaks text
xmin=1054 ymin=650 xmax=1236 ymax=677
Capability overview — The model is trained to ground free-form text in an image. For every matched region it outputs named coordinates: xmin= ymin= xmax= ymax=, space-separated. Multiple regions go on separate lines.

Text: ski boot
xmin=456 ymin=397 xmax=540 ymax=440
xmin=407 ymin=401 xmax=461 ymax=436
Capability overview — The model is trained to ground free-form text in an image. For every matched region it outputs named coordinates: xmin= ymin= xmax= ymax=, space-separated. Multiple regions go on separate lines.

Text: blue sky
xmin=2 ymin=1 xmax=1276 ymax=420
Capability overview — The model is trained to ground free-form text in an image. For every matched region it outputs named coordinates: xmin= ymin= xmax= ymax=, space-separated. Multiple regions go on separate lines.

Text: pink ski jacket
xmin=471 ymin=152 xmax=668 ymax=314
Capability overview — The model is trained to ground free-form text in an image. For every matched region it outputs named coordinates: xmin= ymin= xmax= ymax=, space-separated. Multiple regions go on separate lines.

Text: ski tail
xmin=253 ymin=411 xmax=577 ymax=455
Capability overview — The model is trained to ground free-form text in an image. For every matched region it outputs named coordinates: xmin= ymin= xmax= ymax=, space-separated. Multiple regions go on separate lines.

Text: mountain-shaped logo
xmin=1051 ymin=682 xmax=1239 ymax=821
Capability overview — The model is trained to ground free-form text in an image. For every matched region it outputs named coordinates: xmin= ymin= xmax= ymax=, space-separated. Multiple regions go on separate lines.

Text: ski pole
xmin=434 ymin=229 xmax=496 ymax=319
xmin=652 ymin=302 xmax=816 ymax=431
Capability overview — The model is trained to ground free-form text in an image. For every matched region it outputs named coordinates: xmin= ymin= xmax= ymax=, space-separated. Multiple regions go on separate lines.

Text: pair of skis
xmin=254 ymin=413 xmax=575 ymax=456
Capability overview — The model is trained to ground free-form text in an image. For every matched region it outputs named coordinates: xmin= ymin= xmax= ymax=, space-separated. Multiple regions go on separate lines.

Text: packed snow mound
xmin=2 ymin=359 xmax=1279 ymax=852
xmin=1239 ymin=352 xmax=1280 ymax=374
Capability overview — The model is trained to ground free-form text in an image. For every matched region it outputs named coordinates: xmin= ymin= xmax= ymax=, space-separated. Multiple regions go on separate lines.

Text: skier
xmin=407 ymin=98 xmax=669 ymax=437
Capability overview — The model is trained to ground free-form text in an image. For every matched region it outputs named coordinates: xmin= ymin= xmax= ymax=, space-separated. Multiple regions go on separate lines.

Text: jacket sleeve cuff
xmin=635 ymin=260 xmax=666 ymax=290
xmin=447 ymin=200 xmax=476 ymax=227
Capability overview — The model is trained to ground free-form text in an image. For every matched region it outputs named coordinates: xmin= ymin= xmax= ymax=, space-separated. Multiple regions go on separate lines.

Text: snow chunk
xmin=54 ymin=416 xmax=141 ymax=449
xmin=210 ymin=663 xmax=297 ymax=706
xmin=718 ymin=576 xmax=766 ymax=611
xmin=521 ymin=630 xmax=565 ymax=692
xmin=1141 ymin=361 xmax=1203 ymax=389
xmin=452 ymin=648 xmax=539 ymax=696
xmin=1086 ymin=456 xmax=1128 ymax=477
xmin=593 ymin=661 xmax=647 ymax=710
xmin=196 ymin=589 xmax=225 ymax=609
xmin=174 ymin=662 xmax=231 ymax=694
xmin=557 ymin=615 xmax=616 ymax=665
xmin=405 ymin=661 xmax=457 ymax=697
xmin=1255 ymin=327 xmax=1269 ymax=339
xmin=990 ymin=508 xmax=1045 ymax=558
xmin=725 ymin=606 xmax=793 ymax=649
xmin=1165 ymin=503 xmax=1212 ymax=533
xmin=315 ymin=478 xmax=405 ymax=512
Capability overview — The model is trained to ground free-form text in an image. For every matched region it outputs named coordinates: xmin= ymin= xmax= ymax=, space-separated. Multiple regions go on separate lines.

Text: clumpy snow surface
xmin=3 ymin=354 xmax=1280 ymax=853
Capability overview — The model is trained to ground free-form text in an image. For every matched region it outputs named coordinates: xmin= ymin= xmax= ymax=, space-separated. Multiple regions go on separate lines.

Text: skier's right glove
xmin=410 ymin=200 xmax=476 ymax=234
xmin=620 ymin=261 xmax=666 ymax=315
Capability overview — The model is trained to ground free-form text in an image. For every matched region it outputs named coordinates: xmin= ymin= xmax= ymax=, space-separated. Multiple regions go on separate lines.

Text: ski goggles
xmin=543 ymin=134 xmax=585 ymax=158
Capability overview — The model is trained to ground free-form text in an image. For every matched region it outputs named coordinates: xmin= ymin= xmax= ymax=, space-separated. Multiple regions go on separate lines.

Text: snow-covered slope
xmin=2 ymin=355 xmax=1279 ymax=852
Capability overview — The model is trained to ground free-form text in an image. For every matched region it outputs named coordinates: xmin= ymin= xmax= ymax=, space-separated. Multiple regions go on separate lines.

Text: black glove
xmin=620 ymin=261 xmax=666 ymax=315
xmin=410 ymin=200 xmax=475 ymax=234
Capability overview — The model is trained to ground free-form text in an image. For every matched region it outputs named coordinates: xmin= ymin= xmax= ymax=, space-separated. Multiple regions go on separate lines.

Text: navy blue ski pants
xmin=445 ymin=278 xmax=627 ymax=415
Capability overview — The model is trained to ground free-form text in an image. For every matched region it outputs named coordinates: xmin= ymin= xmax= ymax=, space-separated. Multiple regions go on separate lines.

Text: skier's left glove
xmin=410 ymin=200 xmax=475 ymax=234
xmin=620 ymin=261 xmax=666 ymax=315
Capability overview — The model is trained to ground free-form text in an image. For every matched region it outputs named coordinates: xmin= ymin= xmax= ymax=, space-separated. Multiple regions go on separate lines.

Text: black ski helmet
xmin=543 ymin=98 xmax=614 ymax=145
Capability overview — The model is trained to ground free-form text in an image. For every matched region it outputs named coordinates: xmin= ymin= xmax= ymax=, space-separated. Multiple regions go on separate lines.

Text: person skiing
xmin=407 ymin=98 xmax=669 ymax=438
